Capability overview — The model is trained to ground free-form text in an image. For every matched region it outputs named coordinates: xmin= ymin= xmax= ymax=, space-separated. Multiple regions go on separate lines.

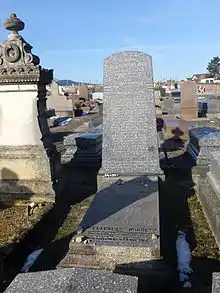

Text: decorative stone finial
xmin=4 ymin=14 xmax=25 ymax=39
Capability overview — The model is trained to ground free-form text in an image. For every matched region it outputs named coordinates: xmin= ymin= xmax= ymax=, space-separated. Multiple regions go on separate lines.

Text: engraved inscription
xmin=85 ymin=225 xmax=156 ymax=243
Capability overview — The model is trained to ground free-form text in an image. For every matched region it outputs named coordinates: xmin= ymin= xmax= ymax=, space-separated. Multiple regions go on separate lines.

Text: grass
xmin=0 ymin=205 xmax=30 ymax=248
xmin=54 ymin=194 xmax=95 ymax=241
xmin=188 ymin=193 xmax=220 ymax=260
xmin=0 ymin=203 xmax=47 ymax=249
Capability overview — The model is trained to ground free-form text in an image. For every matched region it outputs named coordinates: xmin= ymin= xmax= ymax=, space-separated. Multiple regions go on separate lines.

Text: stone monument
xmin=0 ymin=14 xmax=54 ymax=201
xmin=60 ymin=52 xmax=162 ymax=273
xmin=180 ymin=80 xmax=198 ymax=120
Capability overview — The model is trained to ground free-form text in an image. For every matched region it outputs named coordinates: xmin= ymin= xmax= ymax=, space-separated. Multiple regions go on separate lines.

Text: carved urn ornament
xmin=0 ymin=13 xmax=53 ymax=85
xmin=4 ymin=13 xmax=25 ymax=39
xmin=0 ymin=13 xmax=41 ymax=84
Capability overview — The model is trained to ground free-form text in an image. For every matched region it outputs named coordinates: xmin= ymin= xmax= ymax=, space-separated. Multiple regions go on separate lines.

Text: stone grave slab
xmin=101 ymin=51 xmax=161 ymax=175
xmin=187 ymin=127 xmax=220 ymax=164
xmin=60 ymin=176 xmax=160 ymax=272
xmin=4 ymin=268 xmax=138 ymax=293
xmin=62 ymin=125 xmax=102 ymax=166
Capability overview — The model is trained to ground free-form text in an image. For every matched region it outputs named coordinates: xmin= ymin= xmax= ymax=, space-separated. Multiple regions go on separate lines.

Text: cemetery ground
xmin=0 ymin=151 xmax=220 ymax=292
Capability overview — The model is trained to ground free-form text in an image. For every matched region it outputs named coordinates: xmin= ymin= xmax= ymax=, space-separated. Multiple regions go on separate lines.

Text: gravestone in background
xmin=180 ymin=81 xmax=198 ymax=120
xmin=163 ymin=98 xmax=174 ymax=113
xmin=60 ymin=52 xmax=161 ymax=273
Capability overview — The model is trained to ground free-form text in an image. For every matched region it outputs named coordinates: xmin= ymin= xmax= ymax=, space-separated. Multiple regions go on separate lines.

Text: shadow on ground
xmin=0 ymin=155 xmax=100 ymax=293
xmin=159 ymin=151 xmax=220 ymax=293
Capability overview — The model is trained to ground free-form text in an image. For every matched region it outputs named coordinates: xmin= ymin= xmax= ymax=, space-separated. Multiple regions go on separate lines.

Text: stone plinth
xmin=4 ymin=268 xmax=138 ymax=293
xmin=180 ymin=81 xmax=197 ymax=120
xmin=0 ymin=145 xmax=54 ymax=201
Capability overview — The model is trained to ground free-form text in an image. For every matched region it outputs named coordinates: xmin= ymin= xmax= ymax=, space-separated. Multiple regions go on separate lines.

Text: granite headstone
xmin=101 ymin=51 xmax=161 ymax=175
xmin=60 ymin=52 xmax=161 ymax=273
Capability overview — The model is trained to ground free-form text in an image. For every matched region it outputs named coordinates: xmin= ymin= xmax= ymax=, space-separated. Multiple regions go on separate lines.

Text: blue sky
xmin=1 ymin=0 xmax=220 ymax=82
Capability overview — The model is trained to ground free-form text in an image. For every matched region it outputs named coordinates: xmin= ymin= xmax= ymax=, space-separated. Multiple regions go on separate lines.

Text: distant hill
xmin=57 ymin=80 xmax=90 ymax=86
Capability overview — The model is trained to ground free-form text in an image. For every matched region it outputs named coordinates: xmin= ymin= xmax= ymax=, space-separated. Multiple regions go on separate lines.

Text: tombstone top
xmin=0 ymin=14 xmax=53 ymax=85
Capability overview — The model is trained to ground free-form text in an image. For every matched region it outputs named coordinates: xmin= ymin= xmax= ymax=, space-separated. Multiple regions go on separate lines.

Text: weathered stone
xmin=4 ymin=268 xmax=138 ymax=293
xmin=0 ymin=145 xmax=54 ymax=200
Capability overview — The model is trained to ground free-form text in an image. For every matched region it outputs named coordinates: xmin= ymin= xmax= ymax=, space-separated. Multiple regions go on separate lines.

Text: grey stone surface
xmin=102 ymin=51 xmax=160 ymax=175
xmin=0 ymin=145 xmax=54 ymax=200
xmin=187 ymin=127 xmax=220 ymax=164
xmin=62 ymin=125 xmax=102 ymax=166
xmin=198 ymin=177 xmax=220 ymax=249
xmin=60 ymin=176 xmax=160 ymax=270
xmin=212 ymin=273 xmax=220 ymax=292
xmin=162 ymin=98 xmax=174 ymax=112
xmin=4 ymin=268 xmax=138 ymax=293
xmin=210 ymin=152 xmax=220 ymax=182
xmin=80 ymin=176 xmax=159 ymax=248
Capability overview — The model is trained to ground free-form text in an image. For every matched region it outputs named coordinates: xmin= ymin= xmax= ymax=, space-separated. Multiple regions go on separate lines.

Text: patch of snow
xmin=21 ymin=248 xmax=44 ymax=273
xmin=176 ymin=230 xmax=193 ymax=288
